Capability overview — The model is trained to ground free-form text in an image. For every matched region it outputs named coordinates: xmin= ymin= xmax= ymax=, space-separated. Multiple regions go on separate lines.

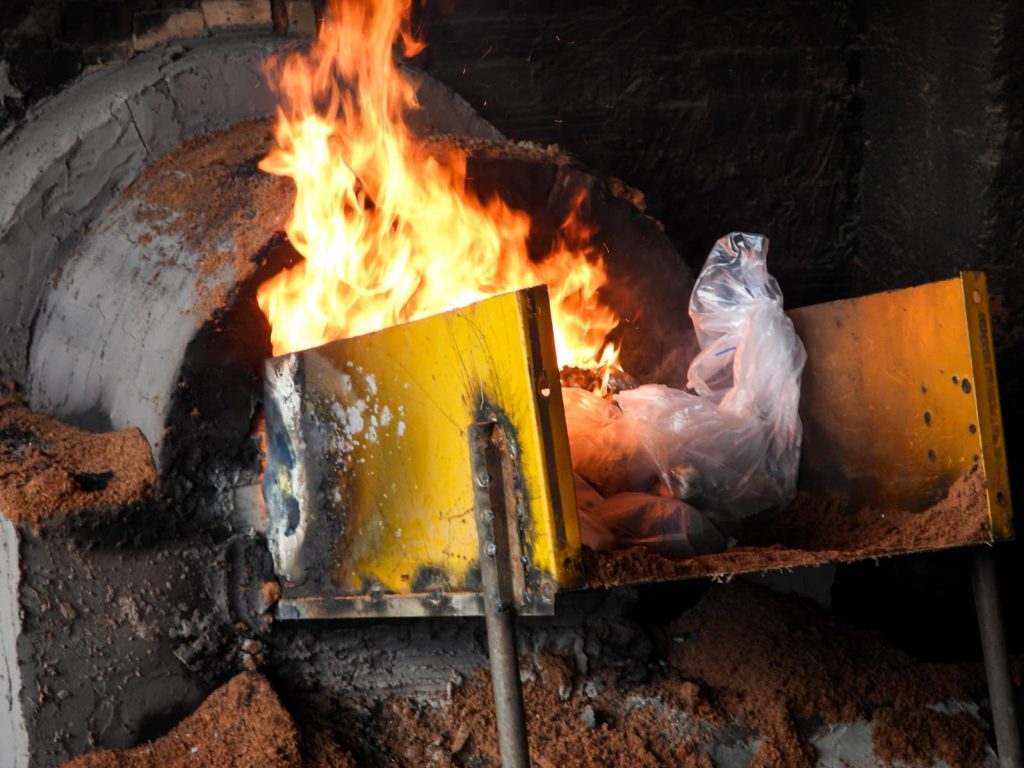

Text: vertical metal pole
xmin=471 ymin=422 xmax=531 ymax=768
xmin=971 ymin=548 xmax=1022 ymax=768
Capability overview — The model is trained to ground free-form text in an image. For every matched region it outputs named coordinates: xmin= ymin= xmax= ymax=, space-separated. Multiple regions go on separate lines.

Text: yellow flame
xmin=257 ymin=0 xmax=619 ymax=376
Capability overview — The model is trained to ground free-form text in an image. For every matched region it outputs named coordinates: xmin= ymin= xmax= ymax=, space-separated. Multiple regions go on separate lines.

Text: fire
xmin=256 ymin=0 xmax=620 ymax=377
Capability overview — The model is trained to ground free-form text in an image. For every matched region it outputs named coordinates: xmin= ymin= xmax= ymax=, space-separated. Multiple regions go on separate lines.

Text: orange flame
xmin=257 ymin=0 xmax=619 ymax=376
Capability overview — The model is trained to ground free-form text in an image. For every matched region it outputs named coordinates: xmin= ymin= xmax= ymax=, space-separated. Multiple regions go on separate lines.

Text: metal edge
xmin=276 ymin=590 xmax=557 ymax=620
xmin=961 ymin=272 xmax=1014 ymax=540
xmin=518 ymin=287 xmax=584 ymax=589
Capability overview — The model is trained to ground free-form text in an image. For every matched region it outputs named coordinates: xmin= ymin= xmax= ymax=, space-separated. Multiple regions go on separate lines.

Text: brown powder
xmin=300 ymin=584 xmax=988 ymax=768
xmin=0 ymin=395 xmax=156 ymax=526
xmin=334 ymin=657 xmax=714 ymax=768
xmin=871 ymin=705 xmax=990 ymax=767
xmin=300 ymin=732 xmax=359 ymax=768
xmin=125 ymin=119 xmax=295 ymax=322
xmin=63 ymin=673 xmax=303 ymax=768
xmin=262 ymin=579 xmax=283 ymax=609
xmin=131 ymin=119 xmax=292 ymax=252
xmin=667 ymin=584 xmax=988 ymax=767
xmin=585 ymin=463 xmax=991 ymax=588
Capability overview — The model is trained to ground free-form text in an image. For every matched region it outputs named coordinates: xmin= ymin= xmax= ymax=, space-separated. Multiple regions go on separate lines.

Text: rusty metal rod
xmin=481 ymin=583 xmax=531 ymax=768
xmin=971 ymin=548 xmax=1022 ymax=768
xmin=471 ymin=422 xmax=531 ymax=768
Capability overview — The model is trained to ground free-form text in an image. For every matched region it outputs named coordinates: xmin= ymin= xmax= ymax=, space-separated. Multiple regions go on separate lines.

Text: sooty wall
xmin=416 ymin=0 xmax=861 ymax=308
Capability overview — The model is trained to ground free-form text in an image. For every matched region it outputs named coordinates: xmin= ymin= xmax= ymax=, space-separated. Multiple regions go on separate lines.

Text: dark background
xmin=2 ymin=0 xmax=1022 ymax=662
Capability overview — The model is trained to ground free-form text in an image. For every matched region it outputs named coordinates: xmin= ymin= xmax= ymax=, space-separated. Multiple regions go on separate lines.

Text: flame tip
xmin=258 ymin=0 xmax=620 ymax=372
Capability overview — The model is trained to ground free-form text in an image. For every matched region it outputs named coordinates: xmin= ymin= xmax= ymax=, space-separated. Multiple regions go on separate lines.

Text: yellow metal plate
xmin=264 ymin=286 xmax=582 ymax=618
xmin=789 ymin=272 xmax=1012 ymax=539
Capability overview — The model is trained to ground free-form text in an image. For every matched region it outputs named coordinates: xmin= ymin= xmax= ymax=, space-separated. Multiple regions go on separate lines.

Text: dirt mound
xmin=63 ymin=673 xmax=305 ymax=768
xmin=0 ymin=393 xmax=155 ymax=527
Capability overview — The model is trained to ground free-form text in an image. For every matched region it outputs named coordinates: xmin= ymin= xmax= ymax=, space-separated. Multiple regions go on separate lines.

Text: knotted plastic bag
xmin=566 ymin=232 xmax=807 ymax=553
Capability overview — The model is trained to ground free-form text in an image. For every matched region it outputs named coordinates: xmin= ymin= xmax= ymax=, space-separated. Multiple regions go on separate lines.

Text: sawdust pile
xmin=290 ymin=584 xmax=990 ymax=768
xmin=0 ymin=392 xmax=156 ymax=526
xmin=300 ymin=658 xmax=716 ymax=768
xmin=59 ymin=585 xmax=991 ymax=767
xmin=125 ymin=118 xmax=296 ymax=321
xmin=64 ymin=673 xmax=307 ymax=768
xmin=667 ymin=584 xmax=988 ymax=767
xmin=871 ymin=705 xmax=991 ymax=768
xmin=131 ymin=119 xmax=292 ymax=254
xmin=585 ymin=463 xmax=991 ymax=587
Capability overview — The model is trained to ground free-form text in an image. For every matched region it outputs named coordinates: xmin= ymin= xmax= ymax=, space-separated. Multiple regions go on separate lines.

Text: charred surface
xmin=417 ymin=1 xmax=861 ymax=307
xmin=161 ymin=234 xmax=300 ymax=528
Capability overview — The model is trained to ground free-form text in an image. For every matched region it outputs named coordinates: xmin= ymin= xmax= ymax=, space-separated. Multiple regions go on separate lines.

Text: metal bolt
xmin=486 ymin=542 xmax=497 ymax=558
xmin=475 ymin=469 xmax=489 ymax=487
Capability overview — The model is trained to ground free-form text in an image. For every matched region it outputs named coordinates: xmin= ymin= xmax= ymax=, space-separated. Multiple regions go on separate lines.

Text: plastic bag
xmin=566 ymin=232 xmax=806 ymax=553
xmin=574 ymin=474 xmax=725 ymax=559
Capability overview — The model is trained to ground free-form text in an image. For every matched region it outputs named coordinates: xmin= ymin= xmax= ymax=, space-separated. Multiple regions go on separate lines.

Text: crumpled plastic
xmin=574 ymin=474 xmax=725 ymax=559
xmin=566 ymin=232 xmax=807 ymax=555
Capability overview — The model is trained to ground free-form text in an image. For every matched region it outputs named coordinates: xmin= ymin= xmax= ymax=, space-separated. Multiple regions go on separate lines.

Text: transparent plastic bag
xmin=565 ymin=232 xmax=806 ymax=553
xmin=574 ymin=474 xmax=725 ymax=559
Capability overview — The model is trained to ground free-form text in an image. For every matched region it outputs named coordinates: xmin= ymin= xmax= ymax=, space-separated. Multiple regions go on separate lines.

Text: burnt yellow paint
xmin=298 ymin=286 xmax=583 ymax=603
xmin=790 ymin=272 xmax=1012 ymax=540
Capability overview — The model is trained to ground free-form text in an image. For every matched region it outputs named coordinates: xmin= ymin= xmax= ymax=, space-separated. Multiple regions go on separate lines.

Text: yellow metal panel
xmin=789 ymin=272 xmax=1012 ymax=539
xmin=265 ymin=286 xmax=582 ymax=618
xmin=268 ymin=273 xmax=1013 ymax=615
xmin=961 ymin=273 xmax=1013 ymax=538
